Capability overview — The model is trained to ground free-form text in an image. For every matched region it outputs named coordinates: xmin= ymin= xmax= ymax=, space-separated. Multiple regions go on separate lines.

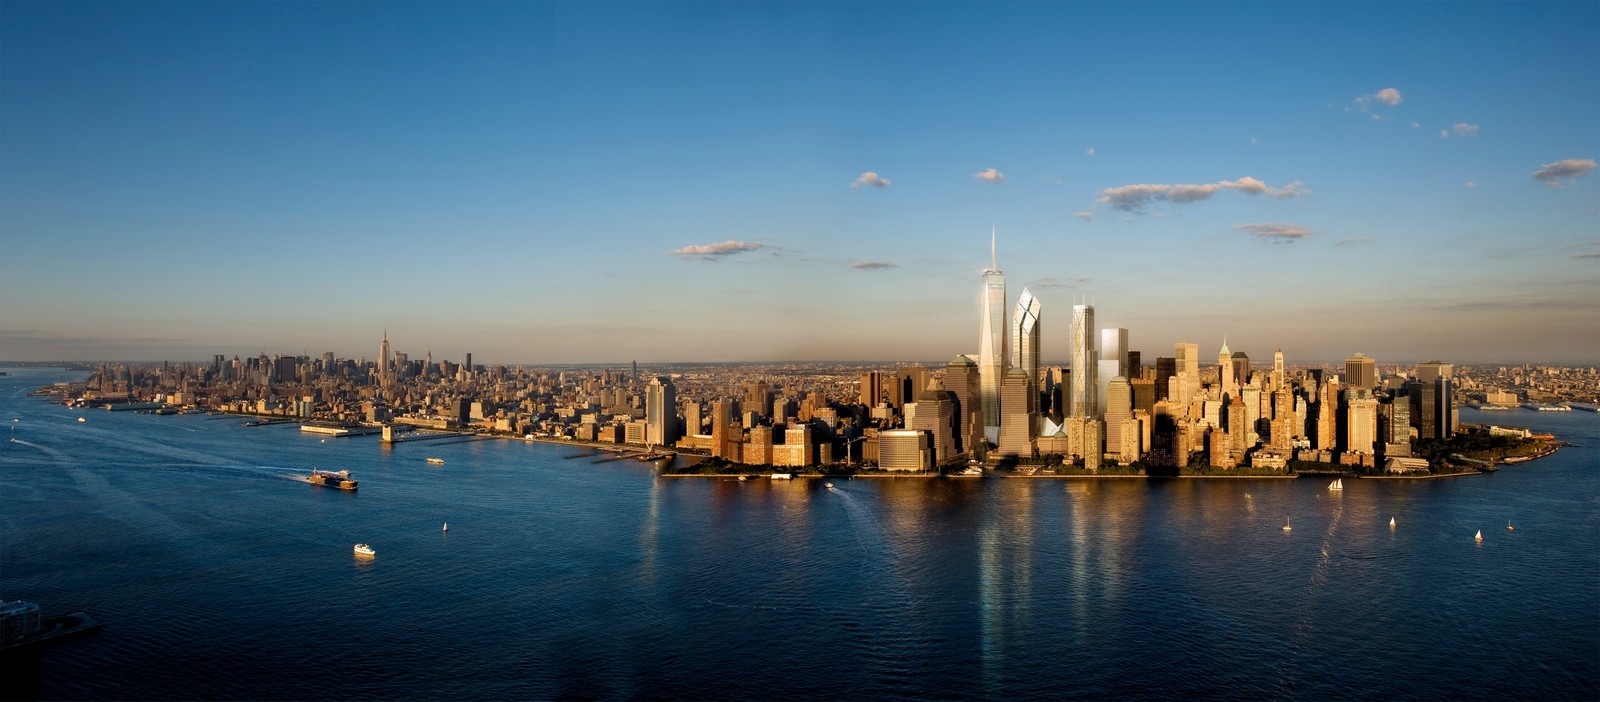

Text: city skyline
xmin=2 ymin=3 xmax=1597 ymax=364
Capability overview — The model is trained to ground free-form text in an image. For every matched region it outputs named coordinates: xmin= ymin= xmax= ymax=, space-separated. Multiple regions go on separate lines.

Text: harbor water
xmin=1 ymin=367 xmax=1596 ymax=700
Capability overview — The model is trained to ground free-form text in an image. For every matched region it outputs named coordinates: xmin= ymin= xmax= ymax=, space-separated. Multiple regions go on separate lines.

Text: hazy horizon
xmin=3 ymin=3 xmax=1596 ymax=365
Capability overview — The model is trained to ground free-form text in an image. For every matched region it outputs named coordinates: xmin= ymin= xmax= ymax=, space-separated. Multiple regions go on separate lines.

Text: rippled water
xmin=2 ymin=367 xmax=1596 ymax=700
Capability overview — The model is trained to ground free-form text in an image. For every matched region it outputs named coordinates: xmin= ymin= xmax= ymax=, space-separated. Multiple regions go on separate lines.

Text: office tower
xmin=911 ymin=377 xmax=957 ymax=465
xmin=1149 ymin=402 xmax=1178 ymax=467
xmin=745 ymin=382 xmax=773 ymax=418
xmin=1175 ymin=342 xmax=1200 ymax=404
xmin=1045 ymin=367 xmax=1067 ymax=423
xmin=945 ymin=355 xmax=980 ymax=455
xmin=1272 ymin=349 xmax=1285 ymax=392
xmin=1345 ymin=389 xmax=1378 ymax=455
xmin=772 ymin=396 xmax=795 ymax=423
xmin=899 ymin=366 xmax=930 ymax=411
xmin=1154 ymin=357 xmax=1176 ymax=402
xmin=1415 ymin=360 xmax=1454 ymax=384
xmin=1345 ymin=353 xmax=1377 ymax=389
xmin=1130 ymin=377 xmax=1156 ymax=415
xmin=1218 ymin=337 xmax=1236 ymax=398
xmin=464 ymin=352 xmax=473 ymax=379
xmin=998 ymin=368 xmax=1036 ymax=457
xmin=631 ymin=360 xmax=638 ymax=382
xmin=1316 ymin=377 xmax=1340 ymax=450
xmin=1127 ymin=351 xmax=1142 ymax=377
xmin=379 ymin=331 xmax=391 ymax=377
xmin=1104 ymin=376 xmax=1132 ymax=457
xmin=1097 ymin=327 xmax=1127 ymax=419
xmin=1070 ymin=303 xmax=1096 ymax=418
xmin=683 ymin=401 xmax=704 ymax=436
xmin=978 ymin=228 xmax=1007 ymax=444
xmin=711 ymin=400 xmax=732 ymax=458
xmin=879 ymin=430 xmax=933 ymax=472
xmin=1011 ymin=289 xmax=1042 ymax=415
xmin=1231 ymin=352 xmax=1250 ymax=389
xmin=1242 ymin=382 xmax=1262 ymax=441
xmin=1227 ymin=394 xmax=1248 ymax=461
xmin=859 ymin=371 xmax=885 ymax=407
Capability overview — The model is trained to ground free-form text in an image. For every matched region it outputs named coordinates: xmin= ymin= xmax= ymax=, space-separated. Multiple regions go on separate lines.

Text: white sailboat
xmin=442 ymin=522 xmax=448 ymax=532
xmin=1506 ymin=521 xmax=1515 ymax=531
xmin=1389 ymin=517 xmax=1396 ymax=528
xmin=1282 ymin=517 xmax=1292 ymax=532
xmin=1328 ymin=478 xmax=1344 ymax=491
xmin=1474 ymin=530 xmax=1483 ymax=542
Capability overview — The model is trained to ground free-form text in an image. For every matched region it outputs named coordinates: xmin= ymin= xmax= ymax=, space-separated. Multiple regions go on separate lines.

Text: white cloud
xmin=1334 ymin=237 xmax=1373 ymax=247
xmin=1465 ymin=180 xmax=1477 ymax=188
xmin=1351 ymin=87 xmax=1403 ymax=111
xmin=1234 ymin=223 xmax=1312 ymax=243
xmin=1250 ymin=137 xmax=1258 ymax=144
xmin=1098 ymin=176 xmax=1308 ymax=212
xmin=669 ymin=240 xmax=764 ymax=260
xmin=851 ymin=260 xmax=895 ymax=270
xmin=1370 ymin=113 xmax=1384 ymax=121
xmin=1075 ymin=211 xmax=1094 ymax=220
xmin=850 ymin=171 xmax=891 ymax=188
xmin=1452 ymin=122 xmax=1480 ymax=138
xmin=973 ymin=167 xmax=1006 ymax=183
xmin=1410 ymin=121 xmax=1421 ymax=128
xmin=1085 ymin=147 xmax=1096 ymax=157
xmin=1532 ymin=158 xmax=1598 ymax=188
xmin=1440 ymin=129 xmax=1449 ymax=139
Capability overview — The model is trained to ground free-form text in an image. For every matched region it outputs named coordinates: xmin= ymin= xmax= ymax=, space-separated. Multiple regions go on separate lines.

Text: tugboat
xmin=353 ymin=544 xmax=375 ymax=556
xmin=306 ymin=469 xmax=358 ymax=490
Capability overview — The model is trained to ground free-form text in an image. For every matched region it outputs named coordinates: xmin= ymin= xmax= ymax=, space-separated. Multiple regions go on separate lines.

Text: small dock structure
xmin=300 ymin=423 xmax=382 ymax=437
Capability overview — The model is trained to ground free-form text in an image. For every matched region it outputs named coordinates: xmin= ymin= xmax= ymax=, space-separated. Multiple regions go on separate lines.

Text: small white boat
xmin=442 ymin=523 xmax=448 ymax=532
xmin=77 ymin=417 xmax=86 ymax=423
xmin=353 ymin=543 xmax=375 ymax=556
xmin=1328 ymin=478 xmax=1343 ymax=491
xmin=825 ymin=482 xmax=836 ymax=490
xmin=426 ymin=457 xmax=445 ymax=465
xmin=1282 ymin=517 xmax=1292 ymax=532
xmin=1389 ymin=517 xmax=1396 ymax=528
xmin=1474 ymin=530 xmax=1483 ymax=542
xmin=1506 ymin=521 xmax=1515 ymax=531
xmin=737 ymin=475 xmax=748 ymax=482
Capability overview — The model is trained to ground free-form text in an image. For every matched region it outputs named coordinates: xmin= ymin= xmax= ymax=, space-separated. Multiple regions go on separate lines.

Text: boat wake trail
xmin=1279 ymin=496 xmax=1345 ymax=695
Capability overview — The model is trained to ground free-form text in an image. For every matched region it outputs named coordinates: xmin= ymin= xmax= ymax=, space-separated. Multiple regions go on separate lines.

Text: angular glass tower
xmin=1069 ymin=303 xmax=1096 ymax=419
xmin=978 ymin=228 xmax=1006 ymax=445
xmin=1011 ymin=287 xmax=1041 ymax=416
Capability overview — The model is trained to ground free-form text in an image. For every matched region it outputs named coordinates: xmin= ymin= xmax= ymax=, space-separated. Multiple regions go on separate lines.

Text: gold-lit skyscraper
xmin=978 ymin=228 xmax=1006 ymax=445
xmin=1069 ymin=303 xmax=1096 ymax=418
xmin=1345 ymin=353 xmax=1377 ymax=389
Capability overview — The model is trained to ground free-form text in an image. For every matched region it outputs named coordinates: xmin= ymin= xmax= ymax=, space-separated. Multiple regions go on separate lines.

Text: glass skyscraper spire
xmin=978 ymin=227 xmax=1006 ymax=445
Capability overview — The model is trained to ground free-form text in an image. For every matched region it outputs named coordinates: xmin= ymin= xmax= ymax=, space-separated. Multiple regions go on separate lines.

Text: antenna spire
xmin=990 ymin=225 xmax=997 ymax=270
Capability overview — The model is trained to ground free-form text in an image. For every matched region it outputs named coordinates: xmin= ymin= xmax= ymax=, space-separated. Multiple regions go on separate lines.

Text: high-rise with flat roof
xmin=645 ymin=377 xmax=679 ymax=447
xmin=1345 ymin=353 xmax=1377 ymax=389
xmin=1070 ymin=303 xmax=1097 ymax=418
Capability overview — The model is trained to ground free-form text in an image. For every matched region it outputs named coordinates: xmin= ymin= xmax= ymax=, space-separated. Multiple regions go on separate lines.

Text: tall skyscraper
xmin=978 ymin=228 xmax=1007 ymax=445
xmin=998 ymin=367 xmax=1036 ymax=457
xmin=1011 ymin=288 xmax=1042 ymax=415
xmin=1218 ymin=337 xmax=1236 ymax=398
xmin=1345 ymin=353 xmax=1377 ymax=389
xmin=1069 ymin=303 xmax=1096 ymax=418
xmin=910 ymin=376 xmax=957 ymax=465
xmin=1098 ymin=327 xmax=1126 ymax=418
xmin=944 ymin=355 xmax=980 ymax=455
xmin=645 ymin=377 xmax=678 ymax=447
xmin=1415 ymin=360 xmax=1453 ymax=384
xmin=379 ymin=331 xmax=391 ymax=377
xmin=1105 ymin=375 xmax=1132 ymax=457
xmin=1271 ymin=349 xmax=1285 ymax=392
xmin=1231 ymin=352 xmax=1250 ymax=389
xmin=1175 ymin=342 xmax=1200 ymax=406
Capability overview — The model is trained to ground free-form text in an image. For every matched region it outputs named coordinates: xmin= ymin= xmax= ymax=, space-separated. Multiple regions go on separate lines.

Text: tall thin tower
xmin=1011 ymin=288 xmax=1042 ymax=416
xmin=1069 ymin=303 xmax=1096 ymax=418
xmin=978 ymin=227 xmax=1007 ymax=445
xmin=379 ymin=330 xmax=391 ymax=377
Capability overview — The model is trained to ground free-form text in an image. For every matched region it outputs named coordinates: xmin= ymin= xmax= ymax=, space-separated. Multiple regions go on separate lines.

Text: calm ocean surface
xmin=1 ymin=367 xmax=1596 ymax=700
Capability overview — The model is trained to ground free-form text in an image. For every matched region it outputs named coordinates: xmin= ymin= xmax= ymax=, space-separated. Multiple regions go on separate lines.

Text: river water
xmin=1 ymin=367 xmax=1595 ymax=700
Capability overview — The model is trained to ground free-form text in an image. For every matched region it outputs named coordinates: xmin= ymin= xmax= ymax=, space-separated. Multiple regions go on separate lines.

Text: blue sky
xmin=2 ymin=2 xmax=1596 ymax=365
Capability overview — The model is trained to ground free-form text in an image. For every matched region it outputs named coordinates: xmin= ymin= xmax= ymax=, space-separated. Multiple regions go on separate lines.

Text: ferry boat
xmin=426 ymin=457 xmax=445 ymax=465
xmin=353 ymin=544 xmax=375 ymax=556
xmin=306 ymin=469 xmax=358 ymax=490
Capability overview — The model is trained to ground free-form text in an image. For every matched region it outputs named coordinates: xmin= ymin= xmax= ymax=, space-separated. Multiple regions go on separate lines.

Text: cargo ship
xmin=305 ymin=469 xmax=357 ymax=490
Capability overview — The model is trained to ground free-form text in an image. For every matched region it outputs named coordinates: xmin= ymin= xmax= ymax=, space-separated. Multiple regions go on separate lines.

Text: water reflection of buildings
xmin=979 ymin=480 xmax=1035 ymax=691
